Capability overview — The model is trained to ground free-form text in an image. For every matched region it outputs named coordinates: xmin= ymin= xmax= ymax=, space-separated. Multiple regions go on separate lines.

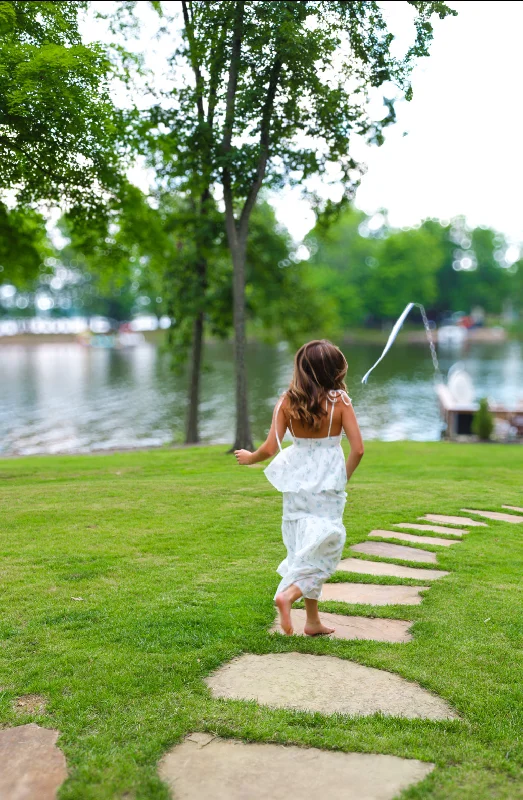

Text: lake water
xmin=1 ymin=339 xmax=522 ymax=455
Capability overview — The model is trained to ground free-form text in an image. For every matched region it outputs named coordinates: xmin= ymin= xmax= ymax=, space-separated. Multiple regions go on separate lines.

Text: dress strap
xmin=327 ymin=399 xmax=335 ymax=437
xmin=274 ymin=399 xmax=284 ymax=452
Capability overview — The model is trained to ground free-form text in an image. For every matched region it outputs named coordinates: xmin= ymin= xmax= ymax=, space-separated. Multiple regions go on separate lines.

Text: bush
xmin=472 ymin=398 xmax=494 ymax=441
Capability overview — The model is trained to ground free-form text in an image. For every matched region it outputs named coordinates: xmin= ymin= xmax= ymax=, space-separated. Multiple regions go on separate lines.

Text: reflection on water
xmin=1 ymin=339 xmax=522 ymax=455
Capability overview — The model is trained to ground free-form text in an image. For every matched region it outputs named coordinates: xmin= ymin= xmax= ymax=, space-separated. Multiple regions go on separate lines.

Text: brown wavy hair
xmin=286 ymin=340 xmax=348 ymax=429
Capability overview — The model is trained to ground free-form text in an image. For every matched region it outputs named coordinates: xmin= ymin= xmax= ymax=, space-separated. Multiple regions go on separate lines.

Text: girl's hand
xmin=234 ymin=449 xmax=253 ymax=465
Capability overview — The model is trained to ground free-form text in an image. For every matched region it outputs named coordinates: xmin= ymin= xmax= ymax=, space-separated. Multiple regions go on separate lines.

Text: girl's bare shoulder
xmin=275 ymin=391 xmax=290 ymax=413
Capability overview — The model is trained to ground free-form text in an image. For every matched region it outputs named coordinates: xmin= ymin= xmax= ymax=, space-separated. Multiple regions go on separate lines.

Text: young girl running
xmin=235 ymin=340 xmax=364 ymax=636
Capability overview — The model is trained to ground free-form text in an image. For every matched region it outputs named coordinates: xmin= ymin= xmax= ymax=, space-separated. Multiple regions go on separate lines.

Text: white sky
xmin=85 ymin=1 xmax=523 ymax=244
xmin=272 ymin=0 xmax=523 ymax=242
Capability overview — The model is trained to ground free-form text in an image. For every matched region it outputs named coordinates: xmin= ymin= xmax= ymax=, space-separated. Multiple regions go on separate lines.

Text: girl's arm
xmin=341 ymin=400 xmax=364 ymax=481
xmin=234 ymin=397 xmax=287 ymax=465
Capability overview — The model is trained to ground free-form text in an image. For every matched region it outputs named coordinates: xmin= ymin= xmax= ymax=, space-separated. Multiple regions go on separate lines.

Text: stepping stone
xmin=271 ymin=609 xmax=413 ymax=642
xmin=462 ymin=508 xmax=523 ymax=524
xmin=502 ymin=505 xmax=523 ymax=514
xmin=370 ymin=530 xmax=459 ymax=548
xmin=206 ymin=653 xmax=458 ymax=719
xmin=420 ymin=514 xmax=486 ymax=527
xmin=321 ymin=582 xmax=429 ymax=606
xmin=395 ymin=523 xmax=467 ymax=536
xmin=351 ymin=542 xmax=437 ymax=564
xmin=337 ymin=558 xmax=449 ymax=581
xmin=0 ymin=724 xmax=67 ymax=800
xmin=159 ymin=732 xmax=435 ymax=800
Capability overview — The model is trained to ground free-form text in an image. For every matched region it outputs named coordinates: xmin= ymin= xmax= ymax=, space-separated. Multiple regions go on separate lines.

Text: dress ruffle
xmin=264 ymin=435 xmax=347 ymax=494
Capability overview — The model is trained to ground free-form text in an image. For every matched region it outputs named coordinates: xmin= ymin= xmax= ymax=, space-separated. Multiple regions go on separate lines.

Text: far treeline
xmin=1 ymin=0 xmax=466 ymax=447
xmin=4 ymin=203 xmax=522 ymax=336
xmin=304 ymin=208 xmax=523 ymax=328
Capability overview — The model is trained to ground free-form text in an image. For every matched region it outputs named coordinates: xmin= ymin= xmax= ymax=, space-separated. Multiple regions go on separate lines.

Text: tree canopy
xmin=0 ymin=0 xmax=126 ymax=217
xmin=140 ymin=0 xmax=457 ymax=447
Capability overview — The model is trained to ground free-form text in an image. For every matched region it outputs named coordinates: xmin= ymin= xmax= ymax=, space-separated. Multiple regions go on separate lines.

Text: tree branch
xmin=221 ymin=0 xmax=245 ymax=248
xmin=207 ymin=23 xmax=228 ymax=130
xmin=181 ymin=0 xmax=205 ymax=124
xmin=238 ymin=55 xmax=283 ymax=240
xmin=221 ymin=0 xmax=244 ymax=153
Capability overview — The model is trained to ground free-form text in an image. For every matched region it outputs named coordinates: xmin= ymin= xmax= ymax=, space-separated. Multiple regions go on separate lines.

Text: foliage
xmin=305 ymin=212 xmax=522 ymax=329
xmin=422 ymin=219 xmax=514 ymax=315
xmin=148 ymin=1 xmax=456 ymax=211
xmin=4 ymin=200 xmax=522 ymax=328
xmin=57 ymin=189 xmax=324 ymax=345
xmin=0 ymin=1 xmax=127 ymax=219
xmin=0 ymin=201 xmax=50 ymax=285
xmin=365 ymin=223 xmax=445 ymax=318
xmin=0 ymin=442 xmax=522 ymax=797
xmin=304 ymin=207 xmax=380 ymax=330
xmin=472 ymin=398 xmax=494 ymax=441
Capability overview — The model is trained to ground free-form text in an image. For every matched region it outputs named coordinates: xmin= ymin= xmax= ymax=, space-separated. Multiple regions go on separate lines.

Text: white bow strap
xmin=361 ymin=302 xmax=416 ymax=384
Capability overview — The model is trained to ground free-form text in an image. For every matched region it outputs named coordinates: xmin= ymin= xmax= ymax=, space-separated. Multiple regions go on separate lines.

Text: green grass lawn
xmin=0 ymin=442 xmax=522 ymax=799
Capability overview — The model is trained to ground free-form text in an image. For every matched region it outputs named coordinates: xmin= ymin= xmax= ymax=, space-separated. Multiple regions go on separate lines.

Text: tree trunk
xmin=184 ymin=190 xmax=209 ymax=445
xmin=230 ymin=236 xmax=254 ymax=451
xmin=185 ymin=309 xmax=204 ymax=444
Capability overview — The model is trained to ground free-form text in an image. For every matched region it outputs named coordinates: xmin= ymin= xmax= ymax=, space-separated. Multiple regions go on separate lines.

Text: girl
xmin=235 ymin=339 xmax=364 ymax=636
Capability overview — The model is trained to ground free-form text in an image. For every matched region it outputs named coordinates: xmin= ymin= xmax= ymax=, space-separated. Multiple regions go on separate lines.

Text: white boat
xmin=437 ymin=325 xmax=468 ymax=347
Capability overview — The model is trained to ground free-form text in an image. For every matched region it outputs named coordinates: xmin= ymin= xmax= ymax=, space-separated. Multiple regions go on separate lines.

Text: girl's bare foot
xmin=304 ymin=620 xmax=335 ymax=637
xmin=275 ymin=592 xmax=294 ymax=635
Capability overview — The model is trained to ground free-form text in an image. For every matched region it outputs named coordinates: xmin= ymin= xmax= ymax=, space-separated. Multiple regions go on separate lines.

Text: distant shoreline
xmin=0 ymin=327 xmax=509 ymax=346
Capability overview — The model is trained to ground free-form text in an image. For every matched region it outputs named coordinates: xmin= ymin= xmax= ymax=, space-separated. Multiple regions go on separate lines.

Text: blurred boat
xmin=77 ymin=330 xmax=145 ymax=349
xmin=436 ymin=325 xmax=468 ymax=347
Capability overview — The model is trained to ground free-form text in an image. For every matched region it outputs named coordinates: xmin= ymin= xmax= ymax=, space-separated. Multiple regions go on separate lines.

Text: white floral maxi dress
xmin=264 ymin=392 xmax=350 ymax=600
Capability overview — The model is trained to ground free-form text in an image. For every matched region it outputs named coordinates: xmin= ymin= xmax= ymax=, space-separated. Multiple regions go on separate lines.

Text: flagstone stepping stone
xmin=462 ymin=508 xmax=523 ymax=524
xmin=502 ymin=505 xmax=523 ymax=514
xmin=0 ymin=724 xmax=67 ymax=800
xmin=351 ymin=541 xmax=437 ymax=563
xmin=159 ymin=732 xmax=435 ymax=800
xmin=271 ymin=609 xmax=412 ymax=642
xmin=370 ymin=530 xmax=459 ymax=547
xmin=337 ymin=558 xmax=449 ymax=581
xmin=420 ymin=514 xmax=486 ymax=527
xmin=395 ymin=523 xmax=467 ymax=536
xmin=321 ymin=582 xmax=429 ymax=605
xmin=206 ymin=652 xmax=458 ymax=719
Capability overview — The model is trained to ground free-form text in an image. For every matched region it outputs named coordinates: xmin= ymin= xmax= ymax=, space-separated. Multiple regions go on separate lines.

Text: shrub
xmin=472 ymin=398 xmax=494 ymax=441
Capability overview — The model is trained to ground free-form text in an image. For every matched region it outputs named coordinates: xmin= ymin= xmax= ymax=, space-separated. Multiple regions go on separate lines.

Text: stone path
xmin=395 ymin=522 xmax=467 ymax=535
xmin=420 ymin=514 xmax=486 ymax=527
xmin=351 ymin=541 xmax=438 ymax=563
xmin=321 ymin=582 xmax=429 ymax=605
xmin=0 ymin=724 xmax=67 ymax=800
xmin=462 ymin=508 xmax=523 ymax=524
xmin=502 ymin=504 xmax=523 ymax=513
xmin=206 ymin=653 xmax=458 ymax=719
xmin=370 ymin=529 xmax=460 ymax=547
xmin=187 ymin=504 xmax=470 ymax=796
xmin=159 ymin=732 xmax=435 ymax=800
xmin=271 ymin=609 xmax=413 ymax=642
xmin=337 ymin=557 xmax=449 ymax=580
